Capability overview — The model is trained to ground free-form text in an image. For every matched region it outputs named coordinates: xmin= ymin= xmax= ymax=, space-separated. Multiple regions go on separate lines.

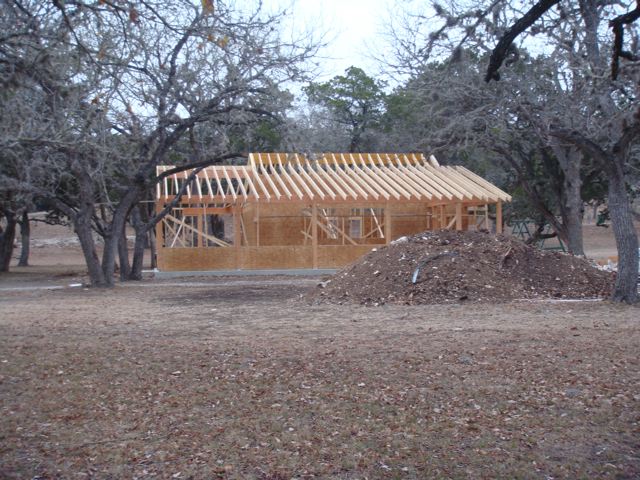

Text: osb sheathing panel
xmin=317 ymin=245 xmax=375 ymax=268
xmin=391 ymin=217 xmax=432 ymax=238
xmin=157 ymin=244 xmax=379 ymax=271
xmin=241 ymin=203 xmax=306 ymax=246
xmin=239 ymin=246 xmax=313 ymax=269
xmin=158 ymin=247 xmax=237 ymax=271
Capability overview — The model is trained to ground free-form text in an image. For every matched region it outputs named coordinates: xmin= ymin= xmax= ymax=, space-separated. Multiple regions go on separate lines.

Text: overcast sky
xmin=274 ymin=0 xmax=394 ymax=80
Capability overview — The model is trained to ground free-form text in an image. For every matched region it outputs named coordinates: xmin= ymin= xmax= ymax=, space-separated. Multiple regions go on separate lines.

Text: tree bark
xmin=18 ymin=210 xmax=30 ymax=267
xmin=118 ymin=225 xmax=131 ymax=281
xmin=149 ymin=225 xmax=158 ymax=269
xmin=553 ymin=145 xmax=585 ymax=255
xmin=101 ymin=187 xmax=141 ymax=286
xmin=74 ymin=207 xmax=108 ymax=287
xmin=129 ymin=205 xmax=146 ymax=281
xmin=0 ymin=210 xmax=17 ymax=272
xmin=550 ymin=129 xmax=639 ymax=303
xmin=607 ymin=169 xmax=639 ymax=303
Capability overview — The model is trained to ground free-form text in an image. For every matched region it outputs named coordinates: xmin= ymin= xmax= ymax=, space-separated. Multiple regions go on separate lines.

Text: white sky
xmin=274 ymin=0 xmax=394 ymax=80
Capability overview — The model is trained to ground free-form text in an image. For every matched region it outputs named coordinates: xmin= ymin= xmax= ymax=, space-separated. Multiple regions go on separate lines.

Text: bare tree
xmin=0 ymin=0 xmax=318 ymax=286
xmin=387 ymin=0 xmax=640 ymax=302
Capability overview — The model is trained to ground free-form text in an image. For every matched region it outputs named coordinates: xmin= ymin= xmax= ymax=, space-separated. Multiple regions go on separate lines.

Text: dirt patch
xmin=315 ymin=230 xmax=614 ymax=305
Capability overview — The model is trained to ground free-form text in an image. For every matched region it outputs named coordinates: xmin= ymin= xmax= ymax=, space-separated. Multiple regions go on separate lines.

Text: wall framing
xmin=155 ymin=153 xmax=511 ymax=271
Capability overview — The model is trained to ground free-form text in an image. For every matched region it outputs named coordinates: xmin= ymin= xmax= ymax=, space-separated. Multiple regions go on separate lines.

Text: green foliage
xmin=304 ymin=67 xmax=386 ymax=151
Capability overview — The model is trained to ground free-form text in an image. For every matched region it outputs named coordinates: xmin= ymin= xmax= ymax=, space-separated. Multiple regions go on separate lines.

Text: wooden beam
xmin=165 ymin=214 xmax=230 ymax=247
xmin=296 ymin=155 xmax=331 ymax=200
xmin=385 ymin=203 xmax=392 ymax=244
xmin=211 ymin=167 xmax=226 ymax=201
xmin=496 ymin=201 xmax=503 ymax=234
xmin=256 ymin=203 xmax=260 ymax=247
xmin=240 ymin=165 xmax=260 ymax=200
xmin=221 ymin=167 xmax=238 ymax=202
xmin=232 ymin=167 xmax=248 ymax=200
xmin=202 ymin=168 xmax=214 ymax=198
xmin=233 ymin=205 xmax=242 ymax=268
xmin=316 ymin=216 xmax=358 ymax=246
xmin=455 ymin=202 xmax=463 ymax=231
xmin=311 ymin=203 xmax=318 ymax=269
xmin=285 ymin=161 xmax=314 ymax=199
xmin=259 ymin=163 xmax=282 ymax=200
xmin=267 ymin=153 xmax=293 ymax=199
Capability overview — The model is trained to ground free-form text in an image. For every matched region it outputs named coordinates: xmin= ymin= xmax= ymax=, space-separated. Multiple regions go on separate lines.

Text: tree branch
xmin=486 ymin=0 xmax=561 ymax=82
xmin=610 ymin=1 xmax=640 ymax=79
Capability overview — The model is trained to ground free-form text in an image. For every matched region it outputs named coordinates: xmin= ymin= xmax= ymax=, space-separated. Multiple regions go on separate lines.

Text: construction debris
xmin=313 ymin=230 xmax=614 ymax=305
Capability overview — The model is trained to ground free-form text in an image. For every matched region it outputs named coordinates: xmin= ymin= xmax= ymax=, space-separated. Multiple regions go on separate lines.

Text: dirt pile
xmin=315 ymin=230 xmax=614 ymax=305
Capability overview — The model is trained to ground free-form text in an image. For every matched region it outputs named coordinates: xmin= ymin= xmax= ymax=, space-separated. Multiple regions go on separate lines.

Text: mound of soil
xmin=315 ymin=230 xmax=614 ymax=305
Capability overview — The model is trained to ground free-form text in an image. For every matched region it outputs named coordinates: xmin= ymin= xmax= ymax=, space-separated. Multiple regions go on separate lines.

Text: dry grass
xmin=1 ymin=278 xmax=639 ymax=479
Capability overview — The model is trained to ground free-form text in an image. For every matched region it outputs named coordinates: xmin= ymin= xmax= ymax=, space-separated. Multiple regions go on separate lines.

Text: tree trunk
xmin=74 ymin=208 xmax=108 ymax=287
xmin=129 ymin=230 xmax=146 ymax=281
xmin=101 ymin=190 xmax=140 ymax=286
xmin=0 ymin=210 xmax=17 ymax=272
xmin=128 ymin=206 xmax=146 ymax=281
xmin=553 ymin=144 xmax=585 ymax=255
xmin=18 ymin=210 xmax=30 ymax=267
xmin=607 ymin=170 xmax=639 ymax=303
xmin=141 ymin=202 xmax=158 ymax=269
xmin=118 ymin=226 xmax=131 ymax=281
xmin=149 ymin=227 xmax=158 ymax=269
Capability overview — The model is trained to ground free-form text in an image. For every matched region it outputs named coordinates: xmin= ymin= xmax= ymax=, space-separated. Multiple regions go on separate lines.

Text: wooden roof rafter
xmin=155 ymin=153 xmax=511 ymax=205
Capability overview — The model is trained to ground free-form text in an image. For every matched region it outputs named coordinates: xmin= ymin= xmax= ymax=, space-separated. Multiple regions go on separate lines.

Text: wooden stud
xmin=399 ymin=158 xmax=448 ymax=200
xmin=211 ymin=167 xmax=226 ymax=201
xmin=297 ymin=156 xmax=330 ymax=199
xmin=165 ymin=214 xmax=230 ymax=247
xmin=256 ymin=203 xmax=260 ymax=247
xmin=267 ymin=153 xmax=293 ymax=199
xmin=231 ymin=167 xmax=248 ymax=200
xmin=221 ymin=167 xmax=237 ymax=202
xmin=275 ymin=156 xmax=304 ymax=199
xmin=259 ymin=163 xmax=283 ymax=200
xmin=343 ymin=156 xmax=388 ymax=200
xmin=455 ymin=166 xmax=511 ymax=202
xmin=311 ymin=203 xmax=318 ymax=269
xmin=420 ymin=163 xmax=467 ymax=200
xmin=233 ymin=205 xmax=242 ymax=268
xmin=369 ymin=208 xmax=384 ymax=237
xmin=202 ymin=168 xmax=214 ymax=198
xmin=240 ymin=165 xmax=260 ymax=200
xmin=250 ymin=166 xmax=271 ymax=201
xmin=455 ymin=202 xmax=463 ymax=231
xmin=496 ymin=201 xmax=503 ymax=234
xmin=442 ymin=166 xmax=489 ymax=201
xmin=385 ymin=202 xmax=392 ymax=244
xmin=283 ymin=162 xmax=316 ymax=200
xmin=312 ymin=159 xmax=347 ymax=200
xmin=354 ymin=154 xmax=404 ymax=200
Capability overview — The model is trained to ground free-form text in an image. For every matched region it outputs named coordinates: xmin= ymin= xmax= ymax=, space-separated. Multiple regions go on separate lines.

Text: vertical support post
xmin=201 ymin=208 xmax=207 ymax=248
xmin=496 ymin=201 xmax=503 ymax=234
xmin=155 ymin=202 xmax=164 ymax=269
xmin=455 ymin=202 xmax=463 ymax=231
xmin=484 ymin=204 xmax=489 ymax=230
xmin=385 ymin=202 xmax=392 ymax=244
xmin=439 ymin=205 xmax=445 ymax=229
xmin=311 ymin=203 xmax=318 ymax=269
xmin=256 ymin=203 xmax=260 ymax=247
xmin=233 ymin=204 xmax=242 ymax=269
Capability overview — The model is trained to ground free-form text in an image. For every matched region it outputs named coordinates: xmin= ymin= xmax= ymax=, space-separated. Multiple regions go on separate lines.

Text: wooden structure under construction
xmin=155 ymin=153 xmax=511 ymax=271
